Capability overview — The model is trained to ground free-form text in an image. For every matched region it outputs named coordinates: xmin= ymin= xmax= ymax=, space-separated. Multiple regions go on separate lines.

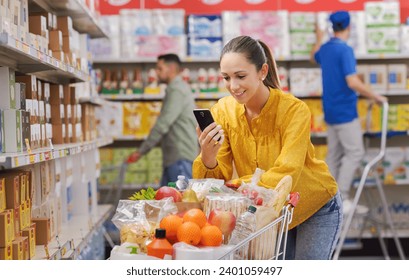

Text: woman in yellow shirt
xmin=193 ymin=36 xmax=342 ymax=260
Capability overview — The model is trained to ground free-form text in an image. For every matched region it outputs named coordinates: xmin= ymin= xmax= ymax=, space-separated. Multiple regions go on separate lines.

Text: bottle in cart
xmin=175 ymin=175 xmax=189 ymax=190
xmin=228 ymin=205 xmax=257 ymax=259
xmin=147 ymin=228 xmax=173 ymax=259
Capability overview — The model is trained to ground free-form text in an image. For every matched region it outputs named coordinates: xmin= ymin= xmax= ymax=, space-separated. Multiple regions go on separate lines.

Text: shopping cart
xmin=333 ymin=101 xmax=406 ymax=260
xmin=218 ymin=192 xmax=299 ymax=260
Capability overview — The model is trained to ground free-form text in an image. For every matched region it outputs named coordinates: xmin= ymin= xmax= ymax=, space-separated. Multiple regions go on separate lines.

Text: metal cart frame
xmin=218 ymin=193 xmax=299 ymax=260
xmin=333 ymin=101 xmax=406 ymax=260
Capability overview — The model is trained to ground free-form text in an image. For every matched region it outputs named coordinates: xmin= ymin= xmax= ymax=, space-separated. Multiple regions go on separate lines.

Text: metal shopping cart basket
xmin=218 ymin=192 xmax=300 ymax=260
xmin=333 ymin=101 xmax=406 ymax=260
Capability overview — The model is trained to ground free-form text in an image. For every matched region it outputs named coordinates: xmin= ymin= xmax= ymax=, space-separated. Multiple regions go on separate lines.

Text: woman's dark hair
xmin=220 ymin=36 xmax=281 ymax=89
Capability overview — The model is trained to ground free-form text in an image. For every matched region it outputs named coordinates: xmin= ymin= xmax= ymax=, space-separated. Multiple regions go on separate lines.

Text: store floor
xmin=339 ymin=238 xmax=409 ymax=260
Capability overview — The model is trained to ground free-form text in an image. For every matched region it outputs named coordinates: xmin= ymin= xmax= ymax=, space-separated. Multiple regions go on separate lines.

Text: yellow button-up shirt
xmin=193 ymin=88 xmax=338 ymax=229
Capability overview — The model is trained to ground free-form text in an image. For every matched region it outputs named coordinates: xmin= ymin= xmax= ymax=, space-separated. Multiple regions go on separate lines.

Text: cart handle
xmin=287 ymin=192 xmax=300 ymax=207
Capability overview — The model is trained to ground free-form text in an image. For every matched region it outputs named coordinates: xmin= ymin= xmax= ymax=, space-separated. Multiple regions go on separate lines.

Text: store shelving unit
xmin=0 ymin=32 xmax=89 ymax=84
xmin=33 ymin=204 xmax=114 ymax=260
xmin=0 ymin=137 xmax=112 ymax=170
xmin=30 ymin=0 xmax=107 ymax=38
xmin=0 ymin=1 xmax=114 ymax=260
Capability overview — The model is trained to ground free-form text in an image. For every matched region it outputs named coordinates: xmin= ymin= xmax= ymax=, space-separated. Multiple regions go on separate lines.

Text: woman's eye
xmin=223 ymin=76 xmax=230 ymax=81
xmin=238 ymin=76 xmax=245 ymax=79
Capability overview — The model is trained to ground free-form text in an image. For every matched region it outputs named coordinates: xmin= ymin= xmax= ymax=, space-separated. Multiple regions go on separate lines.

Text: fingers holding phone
xmin=196 ymin=122 xmax=224 ymax=148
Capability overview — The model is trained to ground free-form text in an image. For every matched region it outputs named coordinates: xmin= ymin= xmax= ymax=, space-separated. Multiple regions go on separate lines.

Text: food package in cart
xmin=250 ymin=174 xmax=293 ymax=260
xmin=111 ymin=199 xmax=177 ymax=254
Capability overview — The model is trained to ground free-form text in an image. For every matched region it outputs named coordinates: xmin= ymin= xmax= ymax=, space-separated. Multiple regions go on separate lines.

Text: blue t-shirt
xmin=315 ymin=37 xmax=358 ymax=125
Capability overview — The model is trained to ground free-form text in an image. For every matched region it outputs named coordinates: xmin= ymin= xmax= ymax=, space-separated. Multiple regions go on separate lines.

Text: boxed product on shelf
xmin=0 ymin=209 xmax=13 ymax=247
xmin=16 ymin=75 xmax=38 ymax=125
xmin=152 ymin=9 xmax=185 ymax=35
xmin=187 ymin=36 xmax=222 ymax=59
xmin=120 ymin=9 xmax=153 ymax=35
xmin=401 ymin=25 xmax=409 ymax=53
xmin=367 ymin=64 xmax=388 ymax=91
xmin=364 ymin=1 xmax=401 ymax=27
xmin=15 ymin=83 xmax=26 ymax=110
xmin=48 ymin=30 xmax=63 ymax=51
xmin=122 ymin=34 xmax=186 ymax=60
xmin=1 ymin=109 xmax=24 ymax=153
xmin=366 ymin=27 xmax=400 ymax=53
xmin=28 ymin=15 xmax=47 ymax=37
xmin=289 ymin=12 xmax=316 ymax=32
xmin=290 ymin=32 xmax=316 ymax=56
xmin=289 ymin=68 xmax=322 ymax=97
xmin=221 ymin=11 xmax=241 ymax=45
xmin=0 ymin=244 xmax=12 ymax=260
xmin=0 ymin=178 xmax=5 ymax=213
xmin=0 ymin=67 xmax=16 ymax=110
xmin=32 ymin=217 xmax=51 ymax=245
xmin=349 ymin=11 xmax=367 ymax=55
xmin=56 ymin=16 xmax=73 ymax=37
xmin=12 ymin=236 xmax=24 ymax=260
xmin=187 ymin=15 xmax=222 ymax=38
xmin=387 ymin=64 xmax=407 ymax=90
xmin=242 ymin=10 xmax=290 ymax=58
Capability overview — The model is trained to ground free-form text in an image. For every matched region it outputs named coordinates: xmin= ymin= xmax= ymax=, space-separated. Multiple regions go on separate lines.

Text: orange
xmin=160 ymin=215 xmax=183 ymax=244
xmin=183 ymin=208 xmax=207 ymax=228
xmin=177 ymin=221 xmax=201 ymax=245
xmin=200 ymin=225 xmax=223 ymax=247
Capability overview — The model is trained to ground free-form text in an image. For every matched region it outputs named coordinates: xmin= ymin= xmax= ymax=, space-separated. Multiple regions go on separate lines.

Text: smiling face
xmin=220 ymin=52 xmax=267 ymax=104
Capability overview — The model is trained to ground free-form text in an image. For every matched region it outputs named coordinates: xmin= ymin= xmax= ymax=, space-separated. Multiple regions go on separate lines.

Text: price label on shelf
xmin=29 ymin=154 xmax=35 ymax=164
xmin=45 ymin=151 xmax=51 ymax=160
xmin=39 ymin=153 xmax=44 ymax=162
xmin=14 ymin=157 xmax=19 ymax=167
xmin=22 ymin=43 xmax=29 ymax=54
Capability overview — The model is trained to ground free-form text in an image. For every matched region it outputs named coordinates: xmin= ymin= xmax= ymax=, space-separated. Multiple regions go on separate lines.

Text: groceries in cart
xmin=109 ymin=169 xmax=297 ymax=260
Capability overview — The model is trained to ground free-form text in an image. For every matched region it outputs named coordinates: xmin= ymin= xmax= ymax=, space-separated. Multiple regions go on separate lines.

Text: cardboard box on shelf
xmin=0 ymin=66 xmax=16 ymax=110
xmin=0 ymin=210 xmax=13 ymax=247
xmin=57 ymin=16 xmax=73 ymax=37
xmin=22 ymin=224 xmax=36 ymax=259
xmin=12 ymin=237 xmax=24 ymax=260
xmin=28 ymin=15 xmax=47 ymax=37
xmin=2 ymin=109 xmax=24 ymax=153
xmin=0 ymin=244 xmax=12 ymax=260
xmin=48 ymin=30 xmax=63 ymax=51
xmin=0 ymin=178 xmax=5 ymax=213
xmin=32 ymin=218 xmax=50 ymax=245
xmin=2 ymin=173 xmax=20 ymax=209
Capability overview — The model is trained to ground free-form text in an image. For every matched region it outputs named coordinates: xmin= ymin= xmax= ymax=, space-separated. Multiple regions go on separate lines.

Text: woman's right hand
xmin=196 ymin=122 xmax=224 ymax=169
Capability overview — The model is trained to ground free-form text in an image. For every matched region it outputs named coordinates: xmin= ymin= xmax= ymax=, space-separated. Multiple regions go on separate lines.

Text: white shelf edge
xmin=93 ymin=53 xmax=409 ymax=64
xmin=33 ymin=204 xmax=114 ymax=260
xmin=0 ymin=137 xmax=113 ymax=169
xmin=0 ymin=32 xmax=89 ymax=83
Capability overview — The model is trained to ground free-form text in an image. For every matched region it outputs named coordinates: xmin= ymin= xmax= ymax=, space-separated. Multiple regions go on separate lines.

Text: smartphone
xmin=193 ymin=109 xmax=215 ymax=131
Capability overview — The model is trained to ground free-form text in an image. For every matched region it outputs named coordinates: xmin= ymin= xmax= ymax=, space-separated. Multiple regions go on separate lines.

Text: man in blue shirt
xmin=310 ymin=11 xmax=386 ymax=214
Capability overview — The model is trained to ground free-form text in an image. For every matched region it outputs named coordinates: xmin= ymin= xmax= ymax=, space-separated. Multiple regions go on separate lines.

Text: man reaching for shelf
xmin=310 ymin=10 xmax=387 ymax=215
xmin=127 ymin=53 xmax=198 ymax=186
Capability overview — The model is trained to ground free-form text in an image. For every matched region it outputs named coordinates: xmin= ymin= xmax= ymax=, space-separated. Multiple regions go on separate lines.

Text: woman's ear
xmin=261 ymin=63 xmax=269 ymax=80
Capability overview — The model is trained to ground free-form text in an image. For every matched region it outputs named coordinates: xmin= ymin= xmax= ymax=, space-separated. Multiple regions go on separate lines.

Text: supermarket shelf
xmin=31 ymin=0 xmax=107 ymax=38
xmin=347 ymin=228 xmax=409 ymax=239
xmin=93 ymin=56 xmax=220 ymax=64
xmin=79 ymin=96 xmax=105 ymax=106
xmin=33 ymin=204 xmax=114 ymax=260
xmin=98 ymin=184 xmax=160 ymax=191
xmin=93 ymin=53 xmax=409 ymax=64
xmin=277 ymin=53 xmax=409 ymax=62
xmin=100 ymin=92 xmax=230 ymax=101
xmin=0 ymin=137 xmax=113 ymax=169
xmin=113 ymin=135 xmax=146 ymax=141
xmin=0 ymin=32 xmax=89 ymax=84
xmin=100 ymin=94 xmax=165 ymax=101
xmin=194 ymin=92 xmax=229 ymax=99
